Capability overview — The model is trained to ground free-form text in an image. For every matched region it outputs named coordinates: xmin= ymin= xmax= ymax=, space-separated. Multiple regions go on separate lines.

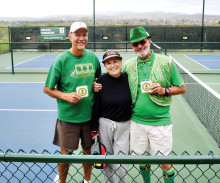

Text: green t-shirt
xmin=45 ymin=49 xmax=101 ymax=123
xmin=131 ymin=52 xmax=184 ymax=126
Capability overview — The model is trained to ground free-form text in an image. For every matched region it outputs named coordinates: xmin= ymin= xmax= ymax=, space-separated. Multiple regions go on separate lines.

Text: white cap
xmin=69 ymin=22 xmax=88 ymax=33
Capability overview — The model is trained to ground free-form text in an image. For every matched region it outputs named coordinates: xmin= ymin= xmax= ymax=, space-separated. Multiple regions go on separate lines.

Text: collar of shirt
xmin=137 ymin=50 xmax=155 ymax=67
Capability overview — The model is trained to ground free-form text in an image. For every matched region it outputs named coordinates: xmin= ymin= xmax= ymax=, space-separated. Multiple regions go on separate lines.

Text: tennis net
xmin=151 ymin=41 xmax=162 ymax=54
xmin=170 ymin=55 xmax=220 ymax=147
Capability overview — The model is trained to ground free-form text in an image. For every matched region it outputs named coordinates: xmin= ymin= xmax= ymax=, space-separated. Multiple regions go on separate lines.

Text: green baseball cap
xmin=129 ymin=27 xmax=151 ymax=43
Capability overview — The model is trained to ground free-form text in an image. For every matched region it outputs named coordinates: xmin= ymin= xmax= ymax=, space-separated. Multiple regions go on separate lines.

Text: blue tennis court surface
xmin=185 ymin=54 xmax=220 ymax=69
xmin=0 ymin=82 xmax=57 ymax=151
xmin=13 ymin=54 xmax=104 ymax=69
xmin=0 ymin=83 xmax=58 ymax=183
xmin=0 ymin=83 xmax=56 ymax=110
xmin=14 ymin=54 xmax=58 ymax=69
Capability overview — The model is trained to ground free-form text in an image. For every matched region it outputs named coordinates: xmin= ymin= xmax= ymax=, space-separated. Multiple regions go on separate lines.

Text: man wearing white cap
xmin=43 ymin=22 xmax=101 ymax=183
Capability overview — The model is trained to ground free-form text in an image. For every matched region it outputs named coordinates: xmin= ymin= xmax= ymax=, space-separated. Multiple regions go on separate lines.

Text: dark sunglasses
xmin=132 ymin=40 xmax=147 ymax=47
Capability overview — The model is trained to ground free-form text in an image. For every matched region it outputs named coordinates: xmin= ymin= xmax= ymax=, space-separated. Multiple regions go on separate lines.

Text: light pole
xmin=93 ymin=0 xmax=95 ymax=26
xmin=200 ymin=0 xmax=205 ymax=52
xmin=93 ymin=0 xmax=96 ymax=50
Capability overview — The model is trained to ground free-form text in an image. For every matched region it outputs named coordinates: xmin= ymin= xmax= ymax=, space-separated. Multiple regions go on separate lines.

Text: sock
xmin=163 ymin=168 xmax=175 ymax=183
xmin=84 ymin=179 xmax=91 ymax=183
xmin=139 ymin=164 xmax=151 ymax=183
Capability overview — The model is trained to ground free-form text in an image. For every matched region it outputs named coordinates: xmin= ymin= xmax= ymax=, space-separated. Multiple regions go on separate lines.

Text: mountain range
xmin=0 ymin=11 xmax=219 ymax=25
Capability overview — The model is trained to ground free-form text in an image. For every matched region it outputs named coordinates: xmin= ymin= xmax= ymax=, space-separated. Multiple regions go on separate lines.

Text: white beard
xmin=77 ymin=47 xmax=85 ymax=50
xmin=136 ymin=47 xmax=150 ymax=58
xmin=76 ymin=41 xmax=86 ymax=50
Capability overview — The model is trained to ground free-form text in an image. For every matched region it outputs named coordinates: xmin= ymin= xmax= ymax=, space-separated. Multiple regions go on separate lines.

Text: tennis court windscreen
xmin=170 ymin=55 xmax=220 ymax=147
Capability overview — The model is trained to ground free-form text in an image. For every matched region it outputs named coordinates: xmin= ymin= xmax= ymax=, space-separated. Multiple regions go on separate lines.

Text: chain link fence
xmin=0 ymin=150 xmax=219 ymax=183
xmin=0 ymin=27 xmax=9 ymax=54
xmin=6 ymin=25 xmax=220 ymax=43
xmin=1 ymin=25 xmax=220 ymax=54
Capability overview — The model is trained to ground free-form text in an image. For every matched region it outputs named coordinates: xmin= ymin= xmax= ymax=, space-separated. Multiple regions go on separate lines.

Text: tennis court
xmin=1 ymin=50 xmax=219 ymax=94
xmin=0 ymin=43 xmax=219 ymax=182
xmin=0 ymin=51 xmax=137 ymax=75
xmin=169 ymin=52 xmax=220 ymax=95
xmin=11 ymin=54 xmax=58 ymax=69
xmin=185 ymin=54 xmax=220 ymax=69
xmin=0 ymin=82 xmax=219 ymax=182
xmin=4 ymin=53 xmax=105 ymax=70
xmin=0 ymin=49 xmax=220 ymax=182
xmin=0 ymin=83 xmax=57 ymax=182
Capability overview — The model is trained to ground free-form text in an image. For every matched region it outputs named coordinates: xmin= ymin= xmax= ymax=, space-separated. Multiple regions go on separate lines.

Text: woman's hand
xmin=93 ymin=78 xmax=102 ymax=92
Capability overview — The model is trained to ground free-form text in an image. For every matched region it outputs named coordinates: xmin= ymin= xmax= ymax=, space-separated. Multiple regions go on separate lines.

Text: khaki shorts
xmin=130 ymin=121 xmax=173 ymax=155
xmin=53 ymin=119 xmax=93 ymax=151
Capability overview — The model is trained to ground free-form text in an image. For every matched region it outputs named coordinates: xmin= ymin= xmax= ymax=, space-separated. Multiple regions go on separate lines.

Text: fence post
xmin=10 ymin=43 xmax=14 ymax=74
xmin=126 ymin=26 xmax=128 ymax=52
xmin=8 ymin=27 xmax=11 ymax=51
xmin=93 ymin=26 xmax=96 ymax=52
xmin=164 ymin=42 xmax=167 ymax=55
xmin=49 ymin=41 xmax=52 ymax=52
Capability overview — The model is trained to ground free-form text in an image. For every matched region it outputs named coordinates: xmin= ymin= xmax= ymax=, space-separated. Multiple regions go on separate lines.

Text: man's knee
xmin=60 ymin=148 xmax=72 ymax=155
xmin=82 ymin=146 xmax=91 ymax=154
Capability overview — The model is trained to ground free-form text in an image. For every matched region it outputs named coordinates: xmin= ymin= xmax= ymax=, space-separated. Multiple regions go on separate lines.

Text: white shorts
xmin=130 ymin=120 xmax=173 ymax=155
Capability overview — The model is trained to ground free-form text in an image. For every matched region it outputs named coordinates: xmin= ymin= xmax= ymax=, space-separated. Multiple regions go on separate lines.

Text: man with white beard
xmin=123 ymin=27 xmax=186 ymax=183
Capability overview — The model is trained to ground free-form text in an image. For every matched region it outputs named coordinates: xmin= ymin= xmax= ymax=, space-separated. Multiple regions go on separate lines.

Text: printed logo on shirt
xmin=71 ymin=63 xmax=94 ymax=78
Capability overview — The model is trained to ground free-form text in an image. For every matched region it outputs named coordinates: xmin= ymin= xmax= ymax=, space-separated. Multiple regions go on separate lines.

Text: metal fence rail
xmin=0 ymin=150 xmax=219 ymax=183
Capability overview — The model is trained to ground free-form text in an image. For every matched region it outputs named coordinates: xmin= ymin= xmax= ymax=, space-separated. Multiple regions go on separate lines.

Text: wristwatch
xmin=164 ymin=87 xmax=170 ymax=96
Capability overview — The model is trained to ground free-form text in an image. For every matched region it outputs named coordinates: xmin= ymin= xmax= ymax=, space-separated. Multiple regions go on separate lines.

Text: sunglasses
xmin=132 ymin=40 xmax=147 ymax=47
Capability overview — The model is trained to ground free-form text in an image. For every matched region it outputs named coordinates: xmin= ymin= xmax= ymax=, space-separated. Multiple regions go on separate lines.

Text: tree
xmin=45 ymin=21 xmax=55 ymax=26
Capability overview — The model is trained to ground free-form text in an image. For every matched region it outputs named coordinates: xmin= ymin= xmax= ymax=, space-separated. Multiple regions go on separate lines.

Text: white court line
xmin=207 ymin=83 xmax=220 ymax=85
xmin=184 ymin=55 xmax=209 ymax=69
xmin=53 ymin=174 xmax=59 ymax=183
xmin=0 ymin=109 xmax=57 ymax=112
xmin=6 ymin=54 xmax=47 ymax=69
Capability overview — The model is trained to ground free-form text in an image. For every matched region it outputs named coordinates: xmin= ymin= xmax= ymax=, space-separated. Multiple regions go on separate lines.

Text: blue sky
xmin=1 ymin=0 xmax=219 ymax=17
